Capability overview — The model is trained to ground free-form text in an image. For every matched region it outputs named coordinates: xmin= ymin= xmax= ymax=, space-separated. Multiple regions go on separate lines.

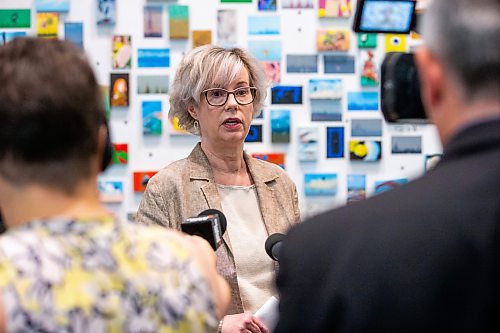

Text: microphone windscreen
xmin=198 ymin=209 xmax=227 ymax=235
xmin=265 ymin=233 xmax=286 ymax=261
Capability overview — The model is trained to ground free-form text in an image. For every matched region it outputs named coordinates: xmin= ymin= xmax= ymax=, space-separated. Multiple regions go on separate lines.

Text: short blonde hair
xmin=169 ymin=45 xmax=268 ymax=135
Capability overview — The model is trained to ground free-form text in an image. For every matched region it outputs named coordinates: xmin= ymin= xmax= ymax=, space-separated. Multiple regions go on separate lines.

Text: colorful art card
xmin=304 ymin=173 xmax=337 ymax=196
xmin=137 ymin=75 xmax=169 ymax=94
xmin=96 ymin=0 xmax=116 ymax=26
xmin=110 ymin=73 xmax=129 ymax=108
xmin=385 ymin=34 xmax=407 ymax=52
xmin=245 ymin=124 xmax=263 ymax=143
xmin=138 ymin=48 xmax=170 ymax=68
xmin=318 ymin=0 xmax=352 ymax=18
xmin=192 ymin=30 xmax=212 ymax=48
xmin=112 ymin=35 xmax=132 ymax=69
xmin=309 ymin=79 xmax=343 ymax=99
xmin=248 ymin=40 xmax=282 ymax=61
xmin=286 ymin=55 xmax=318 ymax=73
xmin=169 ymin=5 xmax=189 ymax=39
xmin=0 ymin=31 xmax=26 ymax=45
xmin=347 ymin=174 xmax=366 ymax=203
xmin=64 ymin=22 xmax=83 ymax=49
xmin=360 ymin=50 xmax=379 ymax=87
xmin=112 ymin=143 xmax=128 ymax=164
xmin=37 ymin=13 xmax=58 ymax=38
xmin=133 ymin=171 xmax=158 ymax=192
xmin=311 ymin=99 xmax=342 ymax=121
xmin=271 ymin=110 xmax=291 ymax=143
xmin=349 ymin=139 xmax=382 ymax=161
xmin=217 ymin=9 xmax=237 ymax=47
xmin=0 ymin=9 xmax=31 ymax=28
xmin=142 ymin=101 xmax=163 ymax=135
xmin=144 ymin=5 xmax=163 ymax=38
xmin=357 ymin=33 xmax=377 ymax=48
xmin=326 ymin=127 xmax=344 ymax=158
xmin=282 ymin=0 xmax=314 ymax=9
xmin=374 ymin=178 xmax=408 ymax=194
xmin=271 ymin=86 xmax=302 ymax=104
xmin=424 ymin=154 xmax=442 ymax=171
xmin=261 ymin=61 xmax=281 ymax=84
xmin=351 ymin=119 xmax=383 ymax=137
xmin=252 ymin=153 xmax=285 ymax=169
xmin=169 ymin=116 xmax=190 ymax=136
xmin=347 ymin=92 xmax=379 ymax=111
xmin=36 ymin=0 xmax=69 ymax=12
xmin=391 ymin=136 xmax=422 ymax=154
xmin=248 ymin=16 xmax=280 ymax=35
xmin=323 ymin=55 xmax=355 ymax=74
xmin=317 ymin=29 xmax=350 ymax=51
xmin=98 ymin=180 xmax=124 ymax=203
xmin=258 ymin=0 xmax=277 ymax=11
xmin=298 ymin=127 xmax=319 ymax=162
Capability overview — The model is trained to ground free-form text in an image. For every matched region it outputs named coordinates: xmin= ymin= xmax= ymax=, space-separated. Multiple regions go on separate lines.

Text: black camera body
xmin=381 ymin=52 xmax=427 ymax=123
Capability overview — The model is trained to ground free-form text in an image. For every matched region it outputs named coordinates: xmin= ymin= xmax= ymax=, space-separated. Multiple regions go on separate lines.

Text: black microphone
xmin=181 ymin=209 xmax=227 ymax=250
xmin=265 ymin=233 xmax=286 ymax=261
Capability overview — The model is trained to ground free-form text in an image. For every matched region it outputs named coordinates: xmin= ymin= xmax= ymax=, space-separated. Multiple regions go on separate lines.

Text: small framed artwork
xmin=347 ymin=174 xmax=366 ymax=203
xmin=133 ymin=171 xmax=158 ymax=192
xmin=98 ymin=180 xmax=124 ymax=203
xmin=112 ymin=143 xmax=128 ymax=164
xmin=245 ymin=124 xmax=263 ymax=143
xmin=64 ymin=23 xmax=83 ymax=49
xmin=142 ymin=101 xmax=163 ymax=136
xmin=137 ymin=75 xmax=169 ymax=95
xmin=282 ymin=0 xmax=314 ymax=9
xmin=271 ymin=86 xmax=302 ymax=104
xmin=96 ymin=0 xmax=116 ymax=26
xmin=374 ymin=178 xmax=408 ymax=195
xmin=137 ymin=48 xmax=170 ymax=68
xmin=391 ymin=136 xmax=422 ymax=154
xmin=248 ymin=16 xmax=280 ymax=35
xmin=347 ymin=92 xmax=379 ymax=111
xmin=252 ymin=153 xmax=285 ymax=169
xmin=261 ymin=61 xmax=281 ymax=84
xmin=168 ymin=5 xmax=189 ymax=39
xmin=217 ymin=9 xmax=237 ymax=47
xmin=326 ymin=127 xmax=344 ymax=158
xmin=349 ymin=139 xmax=382 ymax=161
xmin=110 ymin=73 xmax=129 ymax=107
xmin=297 ymin=127 xmax=319 ymax=162
xmin=248 ymin=39 xmax=282 ymax=61
xmin=323 ymin=55 xmax=355 ymax=74
xmin=424 ymin=154 xmax=442 ymax=171
xmin=317 ymin=29 xmax=350 ymax=51
xmin=192 ymin=30 xmax=212 ymax=48
xmin=258 ymin=0 xmax=277 ymax=11
xmin=304 ymin=173 xmax=338 ymax=196
xmin=112 ymin=35 xmax=132 ymax=69
xmin=144 ymin=5 xmax=163 ymax=38
xmin=318 ymin=0 xmax=352 ymax=18
xmin=37 ymin=13 xmax=58 ymax=38
xmin=351 ymin=119 xmax=383 ymax=137
xmin=286 ymin=55 xmax=318 ymax=73
xmin=360 ymin=50 xmax=379 ymax=87
xmin=357 ymin=33 xmax=377 ymax=48
xmin=271 ymin=110 xmax=291 ymax=143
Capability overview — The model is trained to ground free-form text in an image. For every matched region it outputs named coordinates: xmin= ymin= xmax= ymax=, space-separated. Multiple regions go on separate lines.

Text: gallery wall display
xmin=0 ymin=0 xmax=441 ymax=219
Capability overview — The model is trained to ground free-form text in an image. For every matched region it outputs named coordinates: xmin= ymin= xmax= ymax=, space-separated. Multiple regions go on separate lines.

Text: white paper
xmin=254 ymin=296 xmax=279 ymax=333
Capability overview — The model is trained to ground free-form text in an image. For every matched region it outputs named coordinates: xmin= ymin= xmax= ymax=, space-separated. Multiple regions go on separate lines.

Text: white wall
xmin=1 ymin=0 xmax=442 ymax=220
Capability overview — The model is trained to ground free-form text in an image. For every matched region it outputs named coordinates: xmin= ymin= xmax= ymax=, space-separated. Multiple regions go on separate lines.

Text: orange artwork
xmin=316 ymin=29 xmax=350 ymax=51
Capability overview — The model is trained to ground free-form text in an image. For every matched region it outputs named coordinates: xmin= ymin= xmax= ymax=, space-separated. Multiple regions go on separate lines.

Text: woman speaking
xmin=136 ymin=45 xmax=300 ymax=333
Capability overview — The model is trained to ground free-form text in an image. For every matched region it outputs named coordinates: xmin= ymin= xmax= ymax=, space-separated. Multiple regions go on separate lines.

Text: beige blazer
xmin=136 ymin=143 xmax=301 ymax=314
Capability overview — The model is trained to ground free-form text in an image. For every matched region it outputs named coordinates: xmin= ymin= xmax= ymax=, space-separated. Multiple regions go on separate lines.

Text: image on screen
xmin=360 ymin=1 xmax=414 ymax=32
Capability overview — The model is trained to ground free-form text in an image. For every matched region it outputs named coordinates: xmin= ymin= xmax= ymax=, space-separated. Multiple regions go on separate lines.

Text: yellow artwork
xmin=37 ymin=13 xmax=58 ymax=39
xmin=192 ymin=30 xmax=212 ymax=49
xmin=385 ymin=34 xmax=407 ymax=53
xmin=170 ymin=116 xmax=189 ymax=136
xmin=317 ymin=29 xmax=350 ymax=51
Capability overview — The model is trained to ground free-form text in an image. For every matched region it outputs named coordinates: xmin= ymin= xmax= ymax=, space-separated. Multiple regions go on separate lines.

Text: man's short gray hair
xmin=169 ymin=45 xmax=268 ymax=134
xmin=419 ymin=0 xmax=500 ymax=102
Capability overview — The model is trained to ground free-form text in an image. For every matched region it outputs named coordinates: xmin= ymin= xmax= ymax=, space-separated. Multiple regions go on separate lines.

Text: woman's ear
xmin=187 ymin=104 xmax=198 ymax=120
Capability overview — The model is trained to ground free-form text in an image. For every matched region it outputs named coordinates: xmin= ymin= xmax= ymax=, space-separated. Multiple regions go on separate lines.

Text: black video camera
xmin=353 ymin=0 xmax=428 ymax=124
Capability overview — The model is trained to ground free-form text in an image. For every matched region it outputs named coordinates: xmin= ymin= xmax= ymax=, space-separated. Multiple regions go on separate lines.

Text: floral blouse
xmin=0 ymin=216 xmax=217 ymax=332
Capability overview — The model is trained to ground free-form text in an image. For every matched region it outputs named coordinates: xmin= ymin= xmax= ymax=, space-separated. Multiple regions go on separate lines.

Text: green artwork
xmin=168 ymin=5 xmax=188 ymax=19
xmin=0 ymin=9 xmax=31 ymax=28
xmin=357 ymin=33 xmax=377 ymax=49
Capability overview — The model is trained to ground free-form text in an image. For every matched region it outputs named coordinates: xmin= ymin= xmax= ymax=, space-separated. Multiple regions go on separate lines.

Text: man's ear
xmin=187 ymin=104 xmax=198 ymax=120
xmin=415 ymin=47 xmax=446 ymax=115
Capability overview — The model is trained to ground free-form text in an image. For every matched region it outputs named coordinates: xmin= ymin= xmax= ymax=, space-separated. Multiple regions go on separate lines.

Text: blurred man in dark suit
xmin=275 ymin=0 xmax=499 ymax=332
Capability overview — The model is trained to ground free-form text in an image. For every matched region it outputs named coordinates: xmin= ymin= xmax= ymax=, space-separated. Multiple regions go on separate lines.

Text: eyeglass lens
xmin=205 ymin=87 xmax=255 ymax=106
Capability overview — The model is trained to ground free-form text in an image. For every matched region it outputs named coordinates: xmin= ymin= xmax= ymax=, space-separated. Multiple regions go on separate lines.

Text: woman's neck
xmin=200 ymin=141 xmax=253 ymax=186
xmin=0 ymin=179 xmax=109 ymax=229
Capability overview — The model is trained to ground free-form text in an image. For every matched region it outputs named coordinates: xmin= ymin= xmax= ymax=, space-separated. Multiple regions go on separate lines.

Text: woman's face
xmin=190 ymin=67 xmax=255 ymax=148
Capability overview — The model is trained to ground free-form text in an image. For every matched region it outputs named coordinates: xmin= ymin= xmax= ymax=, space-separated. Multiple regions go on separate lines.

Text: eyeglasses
xmin=202 ymin=86 xmax=257 ymax=106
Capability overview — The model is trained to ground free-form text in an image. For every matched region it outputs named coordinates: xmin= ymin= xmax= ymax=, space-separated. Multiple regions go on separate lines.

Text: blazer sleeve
xmin=135 ymin=176 xmax=171 ymax=228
